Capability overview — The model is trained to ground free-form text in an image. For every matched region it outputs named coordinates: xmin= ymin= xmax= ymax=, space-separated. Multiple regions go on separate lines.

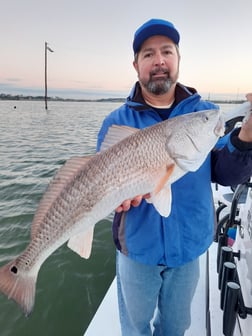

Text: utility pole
xmin=44 ymin=42 xmax=54 ymax=110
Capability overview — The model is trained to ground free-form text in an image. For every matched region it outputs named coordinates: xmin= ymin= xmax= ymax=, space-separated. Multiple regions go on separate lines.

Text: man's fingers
xmin=115 ymin=199 xmax=131 ymax=213
xmin=131 ymin=195 xmax=143 ymax=207
xmin=246 ymin=93 xmax=252 ymax=103
xmin=115 ymin=194 xmax=150 ymax=213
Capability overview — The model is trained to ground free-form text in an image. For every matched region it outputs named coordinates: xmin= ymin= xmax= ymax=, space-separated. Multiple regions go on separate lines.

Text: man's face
xmin=133 ymin=35 xmax=180 ymax=95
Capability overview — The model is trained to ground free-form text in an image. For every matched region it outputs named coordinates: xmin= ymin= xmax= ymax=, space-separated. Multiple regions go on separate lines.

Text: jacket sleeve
xmin=96 ymin=110 xmax=120 ymax=152
xmin=96 ymin=116 xmax=113 ymax=152
xmin=211 ymin=128 xmax=252 ymax=186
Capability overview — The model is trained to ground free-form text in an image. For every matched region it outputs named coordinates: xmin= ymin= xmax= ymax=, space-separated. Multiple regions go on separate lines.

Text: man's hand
xmin=238 ymin=93 xmax=252 ymax=142
xmin=115 ymin=194 xmax=151 ymax=213
xmin=246 ymin=93 xmax=252 ymax=103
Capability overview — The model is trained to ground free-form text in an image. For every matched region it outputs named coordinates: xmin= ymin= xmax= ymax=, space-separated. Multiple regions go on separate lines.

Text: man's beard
xmin=140 ymin=67 xmax=178 ymax=95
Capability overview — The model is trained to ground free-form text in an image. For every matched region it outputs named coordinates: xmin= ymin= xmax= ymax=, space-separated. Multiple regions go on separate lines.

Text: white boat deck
xmin=84 ymin=183 xmax=252 ymax=335
xmin=84 ymin=243 xmax=248 ymax=335
xmin=84 ymin=245 xmax=222 ymax=335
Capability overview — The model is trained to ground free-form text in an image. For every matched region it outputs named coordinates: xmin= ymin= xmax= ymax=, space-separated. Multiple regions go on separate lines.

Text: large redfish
xmin=0 ymin=109 xmax=224 ymax=315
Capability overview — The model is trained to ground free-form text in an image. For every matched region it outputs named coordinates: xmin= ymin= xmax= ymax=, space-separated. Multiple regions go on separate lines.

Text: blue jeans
xmin=116 ymin=252 xmax=200 ymax=336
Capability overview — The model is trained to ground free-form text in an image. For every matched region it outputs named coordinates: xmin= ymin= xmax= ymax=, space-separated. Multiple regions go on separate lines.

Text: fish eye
xmin=203 ymin=115 xmax=209 ymax=122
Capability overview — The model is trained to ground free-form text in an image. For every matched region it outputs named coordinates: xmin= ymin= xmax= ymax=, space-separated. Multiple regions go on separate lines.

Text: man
xmin=97 ymin=19 xmax=252 ymax=336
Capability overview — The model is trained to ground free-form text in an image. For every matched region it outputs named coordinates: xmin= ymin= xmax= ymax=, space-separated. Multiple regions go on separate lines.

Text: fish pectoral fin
xmin=145 ymin=164 xmax=175 ymax=217
xmin=154 ymin=163 xmax=175 ymax=195
xmin=67 ymin=226 xmax=94 ymax=259
xmin=100 ymin=124 xmax=139 ymax=152
xmin=146 ymin=185 xmax=172 ymax=217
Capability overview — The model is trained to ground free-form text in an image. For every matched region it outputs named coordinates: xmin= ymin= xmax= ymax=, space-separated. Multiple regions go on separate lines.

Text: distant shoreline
xmin=0 ymin=93 xmax=246 ymax=105
xmin=0 ymin=93 xmax=125 ymax=103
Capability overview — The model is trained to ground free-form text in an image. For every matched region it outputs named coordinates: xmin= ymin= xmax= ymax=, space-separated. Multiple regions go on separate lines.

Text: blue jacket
xmin=97 ymin=83 xmax=252 ymax=267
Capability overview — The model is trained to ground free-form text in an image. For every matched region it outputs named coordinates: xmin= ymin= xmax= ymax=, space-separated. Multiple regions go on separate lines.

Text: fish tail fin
xmin=0 ymin=260 xmax=37 ymax=316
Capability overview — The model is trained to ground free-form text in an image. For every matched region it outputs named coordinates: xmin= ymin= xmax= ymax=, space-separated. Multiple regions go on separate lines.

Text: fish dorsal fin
xmin=31 ymin=156 xmax=94 ymax=237
xmin=67 ymin=226 xmax=94 ymax=259
xmin=146 ymin=164 xmax=175 ymax=217
xmin=100 ymin=125 xmax=139 ymax=151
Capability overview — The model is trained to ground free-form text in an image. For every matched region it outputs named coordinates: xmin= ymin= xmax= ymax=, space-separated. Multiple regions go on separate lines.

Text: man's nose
xmin=154 ymin=52 xmax=165 ymax=65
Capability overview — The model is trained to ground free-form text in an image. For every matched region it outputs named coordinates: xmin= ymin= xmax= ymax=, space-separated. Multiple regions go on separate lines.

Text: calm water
xmin=0 ymin=100 xmax=237 ymax=336
xmin=0 ymin=100 xmax=122 ymax=336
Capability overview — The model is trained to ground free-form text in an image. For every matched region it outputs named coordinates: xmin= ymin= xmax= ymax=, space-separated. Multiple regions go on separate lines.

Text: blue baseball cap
xmin=133 ymin=19 xmax=180 ymax=54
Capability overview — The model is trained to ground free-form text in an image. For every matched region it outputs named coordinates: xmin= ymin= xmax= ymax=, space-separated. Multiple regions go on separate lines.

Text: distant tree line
xmin=0 ymin=93 xmax=45 ymax=101
xmin=0 ymin=93 xmax=246 ymax=104
xmin=0 ymin=93 xmax=126 ymax=103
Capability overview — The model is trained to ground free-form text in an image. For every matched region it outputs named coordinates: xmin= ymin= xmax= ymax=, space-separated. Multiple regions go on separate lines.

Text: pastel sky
xmin=1 ymin=0 xmax=251 ymax=99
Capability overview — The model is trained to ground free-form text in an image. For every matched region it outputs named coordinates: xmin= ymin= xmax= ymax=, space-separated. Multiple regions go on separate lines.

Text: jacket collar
xmin=126 ymin=82 xmax=198 ymax=111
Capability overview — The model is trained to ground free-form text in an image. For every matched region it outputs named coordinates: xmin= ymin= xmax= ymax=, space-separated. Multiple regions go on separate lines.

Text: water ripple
xmin=0 ymin=101 xmax=118 ymax=336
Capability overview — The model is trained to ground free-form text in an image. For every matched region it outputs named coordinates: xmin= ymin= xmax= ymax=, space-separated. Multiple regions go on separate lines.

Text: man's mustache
xmin=150 ymin=67 xmax=169 ymax=76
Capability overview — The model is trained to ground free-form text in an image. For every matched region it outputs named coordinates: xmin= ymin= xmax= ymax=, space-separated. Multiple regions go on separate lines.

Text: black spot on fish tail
xmin=10 ymin=266 xmax=18 ymax=274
